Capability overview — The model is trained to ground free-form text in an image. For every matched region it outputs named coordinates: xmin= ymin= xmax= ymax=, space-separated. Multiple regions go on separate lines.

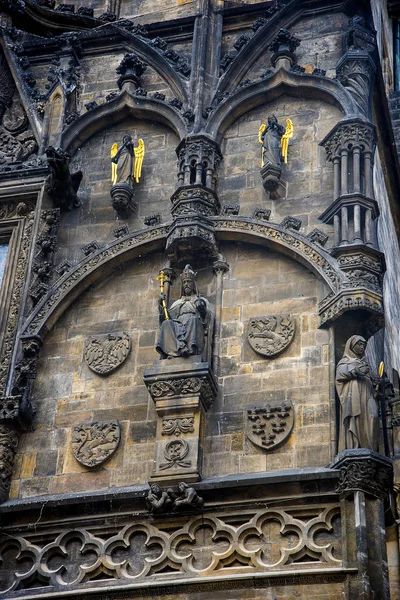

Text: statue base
xmin=110 ymin=182 xmax=136 ymax=217
xmin=144 ymin=359 xmax=217 ymax=484
xmin=260 ymin=162 xmax=286 ymax=198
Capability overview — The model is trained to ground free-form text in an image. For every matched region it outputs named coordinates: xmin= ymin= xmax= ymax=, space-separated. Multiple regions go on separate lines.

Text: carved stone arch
xmin=217 ymin=0 xmax=331 ymax=95
xmin=21 ymin=218 xmax=346 ymax=340
xmin=118 ymin=31 xmax=189 ymax=104
xmin=61 ymin=90 xmax=187 ymax=155
xmin=212 ymin=217 xmax=345 ymax=293
xmin=206 ymin=71 xmax=357 ymax=141
xmin=22 ymin=225 xmax=169 ymax=338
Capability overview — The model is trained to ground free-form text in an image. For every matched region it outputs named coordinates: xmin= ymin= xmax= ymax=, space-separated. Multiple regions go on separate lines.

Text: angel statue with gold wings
xmin=258 ymin=116 xmax=293 ymax=167
xmin=110 ymin=134 xmax=145 ymax=186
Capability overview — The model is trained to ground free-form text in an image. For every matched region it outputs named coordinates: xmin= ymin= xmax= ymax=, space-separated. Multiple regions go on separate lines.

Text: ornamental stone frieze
xmin=330 ymin=449 xmax=393 ymax=501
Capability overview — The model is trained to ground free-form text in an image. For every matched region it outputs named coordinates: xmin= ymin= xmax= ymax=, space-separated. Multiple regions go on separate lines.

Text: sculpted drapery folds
xmin=156 ymin=265 xmax=212 ymax=360
xmin=259 ymin=115 xmax=285 ymax=167
xmin=335 ymin=335 xmax=379 ymax=452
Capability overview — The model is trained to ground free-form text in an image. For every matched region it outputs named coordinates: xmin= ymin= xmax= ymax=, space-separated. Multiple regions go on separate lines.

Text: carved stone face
xmin=178 ymin=482 xmax=186 ymax=492
xmin=151 ymin=484 xmax=160 ymax=494
xmin=182 ymin=279 xmax=194 ymax=296
xmin=352 ymin=339 xmax=366 ymax=357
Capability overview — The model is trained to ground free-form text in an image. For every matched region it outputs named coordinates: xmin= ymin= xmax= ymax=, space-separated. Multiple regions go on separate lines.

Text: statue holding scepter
xmin=155 ymin=265 xmax=213 ymax=361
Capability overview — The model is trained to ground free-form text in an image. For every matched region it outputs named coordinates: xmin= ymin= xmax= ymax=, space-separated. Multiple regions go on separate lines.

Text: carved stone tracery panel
xmin=0 ymin=505 xmax=342 ymax=597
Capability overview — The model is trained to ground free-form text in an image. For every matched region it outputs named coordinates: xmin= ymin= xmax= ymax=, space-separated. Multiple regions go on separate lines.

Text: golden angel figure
xmin=280 ymin=118 xmax=293 ymax=164
xmin=110 ymin=135 xmax=145 ymax=186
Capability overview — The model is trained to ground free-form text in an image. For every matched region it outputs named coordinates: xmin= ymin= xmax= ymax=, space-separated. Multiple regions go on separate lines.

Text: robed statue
xmin=156 ymin=265 xmax=213 ymax=360
xmin=335 ymin=335 xmax=379 ymax=452
xmin=258 ymin=115 xmax=293 ymax=166
xmin=110 ymin=134 xmax=145 ymax=186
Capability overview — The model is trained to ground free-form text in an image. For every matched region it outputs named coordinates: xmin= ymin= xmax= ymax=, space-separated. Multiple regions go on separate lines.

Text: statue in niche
xmin=109 ymin=135 xmax=145 ymax=216
xmin=258 ymin=115 xmax=293 ymax=166
xmin=335 ymin=335 xmax=379 ymax=452
xmin=156 ymin=264 xmax=213 ymax=360
xmin=110 ymin=135 xmax=145 ymax=186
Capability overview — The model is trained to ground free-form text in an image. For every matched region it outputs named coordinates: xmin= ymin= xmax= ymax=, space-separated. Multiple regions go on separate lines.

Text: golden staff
xmin=156 ymin=270 xmax=170 ymax=320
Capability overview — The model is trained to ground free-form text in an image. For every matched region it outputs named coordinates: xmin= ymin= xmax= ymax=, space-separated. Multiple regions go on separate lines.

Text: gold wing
xmin=110 ymin=143 xmax=118 ymax=184
xmin=258 ymin=123 xmax=266 ymax=144
xmin=281 ymin=119 xmax=293 ymax=164
xmin=133 ymin=138 xmax=145 ymax=183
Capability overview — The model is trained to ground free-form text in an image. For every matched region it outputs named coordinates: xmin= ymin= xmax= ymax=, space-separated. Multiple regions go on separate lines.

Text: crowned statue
xmin=335 ymin=335 xmax=379 ymax=452
xmin=156 ymin=265 xmax=213 ymax=361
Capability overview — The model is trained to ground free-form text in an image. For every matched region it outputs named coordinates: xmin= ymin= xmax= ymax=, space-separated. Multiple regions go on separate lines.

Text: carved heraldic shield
xmin=72 ymin=421 xmax=121 ymax=467
xmin=84 ymin=332 xmax=131 ymax=375
xmin=246 ymin=402 xmax=294 ymax=450
xmin=248 ymin=314 xmax=295 ymax=357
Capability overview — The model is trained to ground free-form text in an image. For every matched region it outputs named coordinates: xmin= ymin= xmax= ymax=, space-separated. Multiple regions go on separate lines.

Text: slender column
xmin=340 ymin=148 xmax=349 ymax=195
xmin=365 ymin=151 xmax=373 ymax=198
xmin=353 ymin=204 xmax=362 ymax=243
xmin=365 ymin=209 xmax=373 ymax=246
xmin=212 ymin=258 xmax=229 ymax=375
xmin=353 ymin=146 xmax=361 ymax=193
xmin=341 ymin=206 xmax=349 ymax=244
xmin=333 ymin=155 xmax=341 ymax=199
xmin=333 ymin=214 xmax=340 ymax=247
xmin=183 ymin=163 xmax=191 ymax=185
xmin=205 ymin=167 xmax=213 ymax=188
xmin=177 ymin=168 xmax=184 ymax=187
xmin=195 ymin=161 xmax=202 ymax=185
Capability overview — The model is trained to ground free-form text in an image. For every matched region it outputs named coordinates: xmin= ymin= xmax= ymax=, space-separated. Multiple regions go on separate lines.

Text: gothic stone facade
xmin=0 ymin=1 xmax=399 ymax=599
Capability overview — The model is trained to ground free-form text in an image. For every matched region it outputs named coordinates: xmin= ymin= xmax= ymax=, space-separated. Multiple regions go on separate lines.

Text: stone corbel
xmin=330 ymin=449 xmax=392 ymax=501
xmin=144 ymin=359 xmax=217 ymax=484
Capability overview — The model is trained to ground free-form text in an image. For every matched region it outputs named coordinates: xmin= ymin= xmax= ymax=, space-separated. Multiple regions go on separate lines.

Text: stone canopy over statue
xmin=156 ymin=265 xmax=213 ymax=361
xmin=335 ymin=335 xmax=379 ymax=452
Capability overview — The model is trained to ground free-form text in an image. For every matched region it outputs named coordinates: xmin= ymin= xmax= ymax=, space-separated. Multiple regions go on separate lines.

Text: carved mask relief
xmin=247 ymin=314 xmax=295 ymax=357
xmin=246 ymin=402 xmax=294 ymax=450
xmin=84 ymin=332 xmax=131 ymax=375
xmin=72 ymin=421 xmax=121 ymax=467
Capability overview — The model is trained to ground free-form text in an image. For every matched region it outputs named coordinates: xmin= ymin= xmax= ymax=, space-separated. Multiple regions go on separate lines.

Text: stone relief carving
xmin=159 ymin=439 xmax=191 ymax=470
xmin=71 ymin=421 xmax=121 ymax=467
xmin=146 ymin=482 xmax=203 ymax=513
xmin=0 ymin=506 xmax=341 ymax=594
xmin=84 ymin=332 xmax=131 ymax=375
xmin=162 ymin=415 xmax=194 ymax=436
xmin=248 ymin=315 xmax=295 ymax=357
xmin=246 ymin=401 xmax=294 ymax=450
xmin=29 ymin=209 xmax=60 ymax=306
xmin=332 ymin=450 xmax=392 ymax=501
xmin=0 ymin=425 xmax=19 ymax=502
xmin=0 ymin=213 xmax=34 ymax=397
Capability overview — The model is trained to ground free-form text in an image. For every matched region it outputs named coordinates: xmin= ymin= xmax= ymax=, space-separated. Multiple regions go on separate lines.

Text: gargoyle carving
xmin=45 ymin=146 xmax=82 ymax=211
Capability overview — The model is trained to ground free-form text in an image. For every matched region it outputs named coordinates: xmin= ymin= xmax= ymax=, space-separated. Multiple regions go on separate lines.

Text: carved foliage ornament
xmin=84 ymin=332 xmax=131 ymax=375
xmin=248 ymin=314 xmax=295 ymax=357
xmin=246 ymin=401 xmax=294 ymax=450
xmin=72 ymin=421 xmax=121 ymax=467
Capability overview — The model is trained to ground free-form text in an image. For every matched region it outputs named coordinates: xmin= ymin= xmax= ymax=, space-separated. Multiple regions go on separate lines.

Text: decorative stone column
xmin=330 ymin=450 xmax=392 ymax=599
xmin=318 ymin=119 xmax=384 ymax=334
xmin=144 ymin=358 xmax=217 ymax=483
xmin=166 ymin=136 xmax=222 ymax=260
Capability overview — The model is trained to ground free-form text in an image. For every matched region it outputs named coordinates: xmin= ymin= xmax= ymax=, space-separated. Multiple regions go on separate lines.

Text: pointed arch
xmin=61 ymin=90 xmax=187 ymax=155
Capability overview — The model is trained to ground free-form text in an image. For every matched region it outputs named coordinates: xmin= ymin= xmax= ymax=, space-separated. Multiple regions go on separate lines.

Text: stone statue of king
xmin=156 ymin=265 xmax=213 ymax=361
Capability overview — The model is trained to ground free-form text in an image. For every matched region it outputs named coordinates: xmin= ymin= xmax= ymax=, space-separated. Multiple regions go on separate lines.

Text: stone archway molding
xmin=22 ymin=218 xmax=346 ymax=338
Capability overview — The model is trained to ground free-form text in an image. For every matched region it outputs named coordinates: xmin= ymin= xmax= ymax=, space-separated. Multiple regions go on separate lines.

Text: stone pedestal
xmin=110 ymin=182 xmax=136 ymax=217
xmin=144 ymin=358 xmax=217 ymax=484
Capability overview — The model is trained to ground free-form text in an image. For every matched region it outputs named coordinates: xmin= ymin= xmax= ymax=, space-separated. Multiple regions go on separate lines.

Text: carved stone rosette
xmin=144 ymin=359 xmax=217 ymax=483
xmin=330 ymin=449 xmax=393 ymax=500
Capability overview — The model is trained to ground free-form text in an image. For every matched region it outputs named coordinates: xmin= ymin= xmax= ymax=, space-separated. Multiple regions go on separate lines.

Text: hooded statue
xmin=156 ymin=265 xmax=212 ymax=360
xmin=335 ymin=335 xmax=379 ymax=452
